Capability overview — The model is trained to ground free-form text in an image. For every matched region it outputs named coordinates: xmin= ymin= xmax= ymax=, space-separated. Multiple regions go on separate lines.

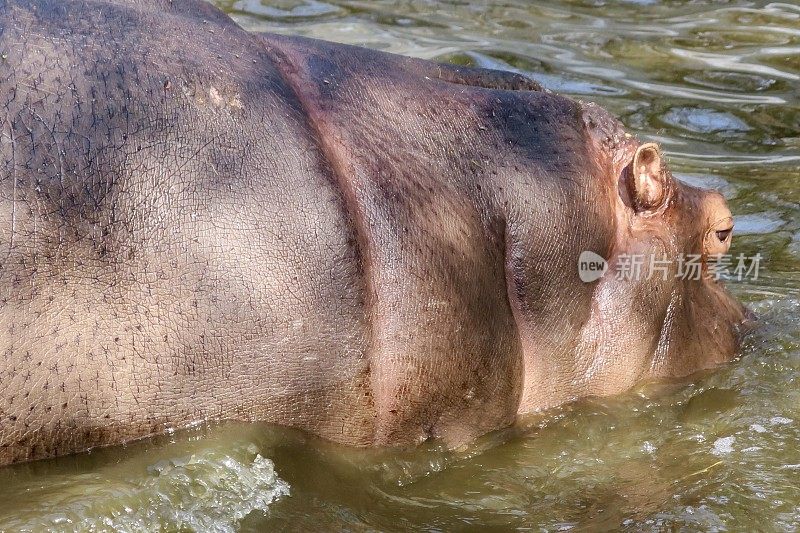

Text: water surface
xmin=1 ymin=0 xmax=798 ymax=530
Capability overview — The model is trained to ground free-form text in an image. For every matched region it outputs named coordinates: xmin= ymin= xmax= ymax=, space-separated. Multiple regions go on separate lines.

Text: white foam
xmin=0 ymin=444 xmax=290 ymax=533
xmin=712 ymin=436 xmax=735 ymax=456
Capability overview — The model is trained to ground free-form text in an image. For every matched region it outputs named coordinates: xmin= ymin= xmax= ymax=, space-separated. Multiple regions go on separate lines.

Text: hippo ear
xmin=628 ymin=143 xmax=669 ymax=212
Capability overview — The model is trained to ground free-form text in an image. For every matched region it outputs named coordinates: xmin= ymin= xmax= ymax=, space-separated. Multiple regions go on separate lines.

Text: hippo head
xmin=575 ymin=137 xmax=752 ymax=393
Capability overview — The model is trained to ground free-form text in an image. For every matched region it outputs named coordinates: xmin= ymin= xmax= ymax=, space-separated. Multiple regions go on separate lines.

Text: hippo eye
xmin=716 ymin=228 xmax=733 ymax=242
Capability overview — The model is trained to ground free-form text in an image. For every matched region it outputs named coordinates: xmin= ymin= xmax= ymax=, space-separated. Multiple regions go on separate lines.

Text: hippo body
xmin=0 ymin=0 xmax=747 ymax=465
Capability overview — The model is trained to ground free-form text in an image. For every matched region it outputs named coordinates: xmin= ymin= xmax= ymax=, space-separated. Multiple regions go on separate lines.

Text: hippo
xmin=0 ymin=0 xmax=749 ymax=466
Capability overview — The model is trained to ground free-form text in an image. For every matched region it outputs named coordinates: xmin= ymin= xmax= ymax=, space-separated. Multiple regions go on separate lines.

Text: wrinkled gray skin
xmin=0 ymin=0 xmax=749 ymax=465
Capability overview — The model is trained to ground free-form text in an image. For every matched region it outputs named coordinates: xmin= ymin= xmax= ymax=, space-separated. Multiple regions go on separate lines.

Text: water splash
xmin=0 ymin=442 xmax=289 ymax=533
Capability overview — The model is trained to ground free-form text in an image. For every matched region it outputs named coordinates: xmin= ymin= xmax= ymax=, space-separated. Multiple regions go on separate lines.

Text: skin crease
xmin=0 ymin=0 xmax=750 ymax=466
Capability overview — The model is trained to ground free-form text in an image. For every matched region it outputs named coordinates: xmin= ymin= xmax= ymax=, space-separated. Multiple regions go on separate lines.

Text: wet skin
xmin=0 ymin=0 xmax=749 ymax=465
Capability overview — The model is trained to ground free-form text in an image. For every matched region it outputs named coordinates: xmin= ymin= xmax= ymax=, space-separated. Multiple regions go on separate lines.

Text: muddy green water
xmin=1 ymin=0 xmax=799 ymax=531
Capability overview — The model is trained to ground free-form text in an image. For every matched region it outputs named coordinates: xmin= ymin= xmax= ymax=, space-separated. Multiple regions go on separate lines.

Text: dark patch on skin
xmin=305 ymin=54 xmax=346 ymax=99
xmin=479 ymin=89 xmax=588 ymax=176
xmin=19 ymin=0 xmax=144 ymax=36
xmin=429 ymin=63 xmax=543 ymax=92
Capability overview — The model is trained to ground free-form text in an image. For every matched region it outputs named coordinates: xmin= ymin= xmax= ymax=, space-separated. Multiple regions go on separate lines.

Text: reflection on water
xmin=1 ymin=0 xmax=798 ymax=530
